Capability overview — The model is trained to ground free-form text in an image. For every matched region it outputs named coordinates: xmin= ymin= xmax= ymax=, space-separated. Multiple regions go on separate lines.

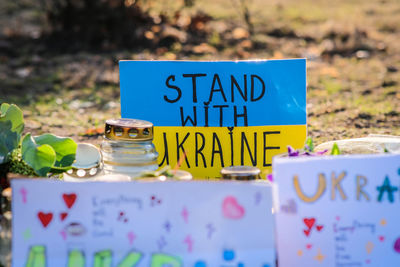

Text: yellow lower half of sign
xmin=154 ymin=125 xmax=306 ymax=178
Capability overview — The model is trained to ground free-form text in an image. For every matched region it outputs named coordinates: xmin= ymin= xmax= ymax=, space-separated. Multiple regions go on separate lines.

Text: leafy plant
xmin=0 ymin=104 xmax=24 ymax=163
xmin=0 ymin=103 xmax=77 ymax=177
xmin=330 ymin=142 xmax=341 ymax=155
xmin=8 ymin=148 xmax=37 ymax=176
xmin=304 ymin=137 xmax=315 ymax=152
xmin=287 ymin=137 xmax=334 ymax=157
xmin=139 ymin=166 xmax=175 ymax=178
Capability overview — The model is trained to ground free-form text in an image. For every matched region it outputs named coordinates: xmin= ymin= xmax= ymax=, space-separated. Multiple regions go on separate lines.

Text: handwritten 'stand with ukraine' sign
xmin=120 ymin=60 xmax=306 ymax=177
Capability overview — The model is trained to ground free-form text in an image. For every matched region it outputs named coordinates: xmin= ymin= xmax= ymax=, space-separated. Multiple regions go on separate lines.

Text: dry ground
xmin=0 ymin=0 xmax=399 ymax=146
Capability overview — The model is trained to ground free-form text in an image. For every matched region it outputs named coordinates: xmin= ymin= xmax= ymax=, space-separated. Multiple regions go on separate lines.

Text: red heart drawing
xmin=63 ymin=193 xmax=77 ymax=209
xmin=222 ymin=196 xmax=245 ymax=219
xmin=303 ymin=229 xmax=311 ymax=237
xmin=38 ymin=212 xmax=53 ymax=228
xmin=335 ymin=216 xmax=340 ymax=221
xmin=316 ymin=225 xmax=324 ymax=232
xmin=60 ymin=212 xmax=68 ymax=221
xmin=379 ymin=236 xmax=385 ymax=242
xmin=303 ymin=218 xmax=316 ymax=230
xmin=306 ymin=244 xmax=312 ymax=250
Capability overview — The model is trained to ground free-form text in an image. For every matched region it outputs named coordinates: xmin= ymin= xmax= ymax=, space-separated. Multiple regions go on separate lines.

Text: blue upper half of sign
xmin=120 ymin=60 xmax=306 ymax=127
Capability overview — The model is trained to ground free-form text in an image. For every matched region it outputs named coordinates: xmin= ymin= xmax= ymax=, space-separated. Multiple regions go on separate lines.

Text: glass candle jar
xmin=220 ymin=166 xmax=261 ymax=180
xmin=100 ymin=118 xmax=159 ymax=179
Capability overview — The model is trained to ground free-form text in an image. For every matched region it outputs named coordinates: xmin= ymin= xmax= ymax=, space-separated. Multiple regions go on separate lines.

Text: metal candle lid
xmin=220 ymin=166 xmax=261 ymax=180
xmin=65 ymin=143 xmax=102 ymax=179
xmin=105 ymin=118 xmax=154 ymax=141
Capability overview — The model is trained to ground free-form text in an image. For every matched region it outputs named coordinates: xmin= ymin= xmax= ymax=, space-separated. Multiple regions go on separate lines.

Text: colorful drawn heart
xmin=303 ymin=229 xmax=311 ymax=237
xmin=60 ymin=212 xmax=68 ymax=221
xmin=306 ymin=244 xmax=312 ymax=250
xmin=394 ymin=237 xmax=400 ymax=253
xmin=316 ymin=225 xmax=324 ymax=232
xmin=379 ymin=236 xmax=385 ymax=242
xmin=222 ymin=196 xmax=245 ymax=219
xmin=303 ymin=218 xmax=316 ymax=230
xmin=38 ymin=212 xmax=53 ymax=228
xmin=63 ymin=193 xmax=77 ymax=209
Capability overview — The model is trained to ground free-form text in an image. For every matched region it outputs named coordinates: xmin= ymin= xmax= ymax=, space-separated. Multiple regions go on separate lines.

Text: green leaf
xmin=50 ymin=165 xmax=73 ymax=174
xmin=0 ymin=103 xmax=24 ymax=163
xmin=22 ymin=134 xmax=56 ymax=177
xmin=0 ymin=120 xmax=19 ymax=163
xmin=305 ymin=137 xmax=314 ymax=152
xmin=330 ymin=142 xmax=341 ymax=155
xmin=34 ymin=134 xmax=77 ymax=169
xmin=0 ymin=103 xmax=10 ymax=114
xmin=0 ymin=103 xmax=24 ymax=135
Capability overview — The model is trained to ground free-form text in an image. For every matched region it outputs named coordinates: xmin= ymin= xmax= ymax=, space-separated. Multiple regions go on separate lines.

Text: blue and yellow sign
xmin=120 ymin=60 xmax=306 ymax=177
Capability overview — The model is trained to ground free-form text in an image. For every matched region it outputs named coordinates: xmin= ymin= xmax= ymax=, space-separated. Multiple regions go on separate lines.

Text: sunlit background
xmin=0 ymin=0 xmax=399 ymax=144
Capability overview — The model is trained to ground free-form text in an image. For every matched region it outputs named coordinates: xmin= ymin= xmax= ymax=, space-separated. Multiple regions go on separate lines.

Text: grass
xmin=0 ymin=0 xmax=399 ymax=145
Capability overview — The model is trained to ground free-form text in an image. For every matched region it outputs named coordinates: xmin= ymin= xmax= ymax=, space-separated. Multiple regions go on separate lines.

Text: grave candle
xmin=100 ymin=118 xmax=158 ymax=179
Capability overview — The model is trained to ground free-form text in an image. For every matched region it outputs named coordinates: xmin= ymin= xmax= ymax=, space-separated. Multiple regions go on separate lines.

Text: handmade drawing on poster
xmin=12 ymin=180 xmax=276 ymax=267
xmin=119 ymin=60 xmax=306 ymax=177
xmin=273 ymin=154 xmax=400 ymax=267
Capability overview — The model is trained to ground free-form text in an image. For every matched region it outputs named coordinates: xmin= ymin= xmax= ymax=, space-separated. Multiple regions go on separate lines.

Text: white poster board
xmin=12 ymin=180 xmax=275 ymax=267
xmin=274 ymin=153 xmax=400 ymax=267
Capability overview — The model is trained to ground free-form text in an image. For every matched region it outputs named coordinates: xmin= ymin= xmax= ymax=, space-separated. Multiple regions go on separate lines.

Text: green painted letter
xmin=94 ymin=250 xmax=112 ymax=267
xmin=68 ymin=250 xmax=85 ymax=267
xmin=26 ymin=245 xmax=46 ymax=267
xmin=118 ymin=251 xmax=142 ymax=267
xmin=151 ymin=253 xmax=182 ymax=267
